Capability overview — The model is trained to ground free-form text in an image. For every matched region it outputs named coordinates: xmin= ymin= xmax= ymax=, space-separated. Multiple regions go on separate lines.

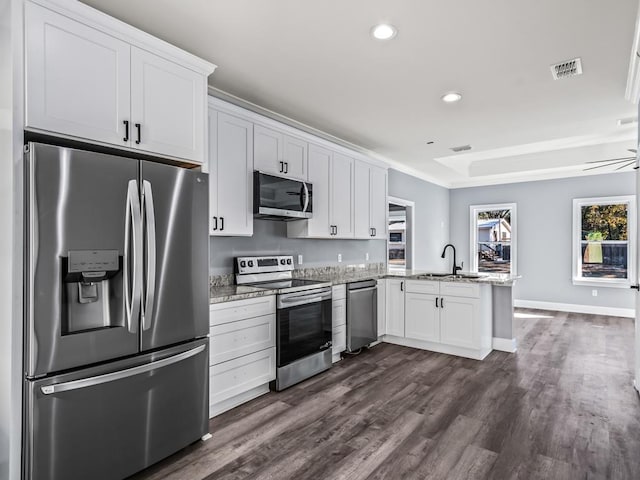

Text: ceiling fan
xmin=584 ymin=149 xmax=638 ymax=171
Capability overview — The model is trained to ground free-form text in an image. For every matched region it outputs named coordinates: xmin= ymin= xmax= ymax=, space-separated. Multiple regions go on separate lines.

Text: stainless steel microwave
xmin=253 ymin=171 xmax=313 ymax=220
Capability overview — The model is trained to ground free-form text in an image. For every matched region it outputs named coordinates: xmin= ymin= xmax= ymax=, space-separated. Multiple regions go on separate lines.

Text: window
xmin=470 ymin=203 xmax=517 ymax=275
xmin=572 ymin=196 xmax=636 ymax=287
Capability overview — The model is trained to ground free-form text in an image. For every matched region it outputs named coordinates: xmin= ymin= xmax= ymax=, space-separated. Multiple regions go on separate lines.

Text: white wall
xmin=0 ymin=0 xmax=22 ymax=479
xmin=450 ymin=172 xmax=636 ymax=312
xmin=388 ymin=169 xmax=450 ymax=271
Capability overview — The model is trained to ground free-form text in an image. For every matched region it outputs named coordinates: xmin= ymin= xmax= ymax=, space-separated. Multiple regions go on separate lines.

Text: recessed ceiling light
xmin=371 ymin=24 xmax=397 ymax=40
xmin=442 ymin=92 xmax=462 ymax=103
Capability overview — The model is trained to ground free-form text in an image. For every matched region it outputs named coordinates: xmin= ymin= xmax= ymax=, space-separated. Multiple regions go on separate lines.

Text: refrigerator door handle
xmin=40 ymin=344 xmax=206 ymax=395
xmin=142 ymin=180 xmax=156 ymax=331
xmin=124 ymin=180 xmax=143 ymax=333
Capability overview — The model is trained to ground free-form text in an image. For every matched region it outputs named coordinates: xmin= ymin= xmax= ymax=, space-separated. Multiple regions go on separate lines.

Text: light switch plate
xmin=298 ymin=254 xmax=303 ymax=265
xmin=365 ymin=252 xmax=369 ymax=261
xmin=337 ymin=253 xmax=342 ymax=263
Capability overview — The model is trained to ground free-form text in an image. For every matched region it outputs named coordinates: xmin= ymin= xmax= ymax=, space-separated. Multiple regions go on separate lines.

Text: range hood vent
xmin=450 ymin=144 xmax=472 ymax=153
xmin=550 ymin=58 xmax=583 ymax=80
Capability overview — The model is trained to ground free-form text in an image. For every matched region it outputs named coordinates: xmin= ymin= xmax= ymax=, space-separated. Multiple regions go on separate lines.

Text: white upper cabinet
xmin=24 ymin=1 xmax=214 ymax=164
xmin=287 ymin=145 xmax=355 ymax=239
xmin=304 ymin=144 xmax=332 ymax=237
xmin=254 ymin=125 xmax=308 ymax=181
xmin=354 ymin=160 xmax=388 ymax=239
xmin=131 ymin=47 xmax=205 ymax=162
xmin=369 ymin=165 xmax=388 ymax=239
xmin=354 ymin=160 xmax=372 ymax=239
xmin=330 ymin=152 xmax=354 ymax=238
xmin=209 ymin=108 xmax=253 ymax=236
xmin=25 ymin=2 xmax=131 ymax=147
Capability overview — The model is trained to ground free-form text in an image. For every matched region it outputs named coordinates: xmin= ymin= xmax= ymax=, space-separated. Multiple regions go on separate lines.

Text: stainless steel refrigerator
xmin=23 ymin=142 xmax=210 ymax=480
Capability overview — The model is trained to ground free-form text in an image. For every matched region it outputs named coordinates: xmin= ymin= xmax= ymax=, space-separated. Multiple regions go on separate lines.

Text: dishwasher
xmin=346 ymin=279 xmax=378 ymax=352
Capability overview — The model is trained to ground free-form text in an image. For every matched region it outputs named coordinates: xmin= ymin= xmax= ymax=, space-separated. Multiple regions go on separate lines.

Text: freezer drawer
xmin=24 ymin=339 xmax=209 ymax=480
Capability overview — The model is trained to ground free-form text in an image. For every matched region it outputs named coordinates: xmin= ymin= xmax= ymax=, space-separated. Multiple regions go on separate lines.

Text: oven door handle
xmin=277 ymin=293 xmax=332 ymax=309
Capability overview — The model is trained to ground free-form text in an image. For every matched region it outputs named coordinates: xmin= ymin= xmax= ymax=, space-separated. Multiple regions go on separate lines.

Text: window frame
xmin=572 ymin=195 xmax=636 ymax=288
xmin=469 ymin=203 xmax=517 ymax=275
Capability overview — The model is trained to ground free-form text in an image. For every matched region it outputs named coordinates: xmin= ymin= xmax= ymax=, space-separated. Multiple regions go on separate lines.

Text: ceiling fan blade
xmin=584 ymin=159 xmax=635 ymax=171
xmin=585 ymin=156 xmax=635 ymax=164
xmin=614 ymin=160 xmax=637 ymax=171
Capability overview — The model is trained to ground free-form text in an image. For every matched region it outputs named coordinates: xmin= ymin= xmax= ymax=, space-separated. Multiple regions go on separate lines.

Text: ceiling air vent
xmin=550 ymin=57 xmax=583 ymax=80
xmin=450 ymin=144 xmax=472 ymax=153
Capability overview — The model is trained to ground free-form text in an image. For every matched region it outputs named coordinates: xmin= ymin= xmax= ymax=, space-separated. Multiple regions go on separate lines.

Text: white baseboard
xmin=514 ymin=299 xmax=635 ymax=318
xmin=492 ymin=337 xmax=517 ymax=353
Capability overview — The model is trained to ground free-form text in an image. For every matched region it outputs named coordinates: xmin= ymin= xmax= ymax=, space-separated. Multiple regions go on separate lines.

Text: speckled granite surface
xmin=209 ymin=285 xmax=277 ymax=305
xmin=209 ymin=264 xmax=520 ymax=303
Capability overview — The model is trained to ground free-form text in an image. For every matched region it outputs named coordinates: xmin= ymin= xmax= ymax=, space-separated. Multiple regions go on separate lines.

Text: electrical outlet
xmin=337 ymin=253 xmax=342 ymax=263
xmin=298 ymin=254 xmax=303 ymax=265
xmin=365 ymin=252 xmax=369 ymax=261
xmin=592 ymin=289 xmax=598 ymax=297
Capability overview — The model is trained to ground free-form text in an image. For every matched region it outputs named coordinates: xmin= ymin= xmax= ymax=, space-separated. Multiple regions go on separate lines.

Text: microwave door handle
xmin=124 ymin=180 xmax=143 ymax=334
xmin=142 ymin=180 xmax=156 ymax=331
xmin=302 ymin=182 xmax=310 ymax=213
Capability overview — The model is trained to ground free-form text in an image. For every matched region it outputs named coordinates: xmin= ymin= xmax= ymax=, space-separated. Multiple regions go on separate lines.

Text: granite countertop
xmin=209 ymin=266 xmax=520 ymax=304
xmin=304 ymin=270 xmax=520 ymax=287
xmin=209 ymin=285 xmax=277 ymax=305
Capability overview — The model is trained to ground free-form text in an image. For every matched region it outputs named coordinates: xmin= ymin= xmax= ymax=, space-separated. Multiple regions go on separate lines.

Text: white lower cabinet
xmin=332 ymin=285 xmax=347 ymax=362
xmin=384 ymin=280 xmax=492 ymax=360
xmin=439 ymin=296 xmax=480 ymax=349
xmin=209 ymin=296 xmax=276 ymax=417
xmin=385 ymin=279 xmax=405 ymax=337
xmin=377 ymin=280 xmax=386 ymax=336
xmin=404 ymin=292 xmax=440 ymax=342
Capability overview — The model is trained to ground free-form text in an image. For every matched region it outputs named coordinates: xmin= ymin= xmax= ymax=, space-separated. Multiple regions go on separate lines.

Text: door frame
xmin=388 ymin=196 xmax=415 ymax=271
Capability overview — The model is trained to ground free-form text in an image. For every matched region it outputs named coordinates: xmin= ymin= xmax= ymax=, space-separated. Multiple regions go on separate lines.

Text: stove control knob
xmin=287 ymin=258 xmax=292 ymax=265
xmin=248 ymin=261 xmax=254 ymax=267
xmin=240 ymin=261 xmax=247 ymax=268
xmin=280 ymin=259 xmax=286 ymax=265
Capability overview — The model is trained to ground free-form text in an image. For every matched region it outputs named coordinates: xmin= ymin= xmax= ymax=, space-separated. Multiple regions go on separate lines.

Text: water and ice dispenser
xmin=61 ymin=250 xmax=122 ymax=334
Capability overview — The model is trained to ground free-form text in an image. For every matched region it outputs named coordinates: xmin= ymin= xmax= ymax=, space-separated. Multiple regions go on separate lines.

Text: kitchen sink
xmin=450 ymin=273 xmax=483 ymax=279
xmin=411 ymin=273 xmax=483 ymax=280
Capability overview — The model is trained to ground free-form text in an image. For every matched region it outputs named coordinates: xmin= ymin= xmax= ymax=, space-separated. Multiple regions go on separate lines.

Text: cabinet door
xmin=283 ymin=135 xmax=308 ymax=181
xmin=440 ymin=296 xmax=480 ymax=349
xmin=405 ymin=293 xmax=440 ymax=342
xmin=353 ymin=160 xmax=372 ymax=239
xmin=305 ymin=144 xmax=332 ymax=237
xmin=25 ymin=2 xmax=131 ymax=146
xmin=370 ymin=166 xmax=388 ymax=238
xmin=253 ymin=124 xmax=283 ymax=175
xmin=377 ymin=281 xmax=386 ymax=336
xmin=330 ymin=153 xmax=354 ymax=238
xmin=210 ymin=111 xmax=253 ymax=236
xmin=131 ymin=47 xmax=205 ymax=162
xmin=332 ymin=298 xmax=347 ymax=328
xmin=385 ymin=279 xmax=405 ymax=337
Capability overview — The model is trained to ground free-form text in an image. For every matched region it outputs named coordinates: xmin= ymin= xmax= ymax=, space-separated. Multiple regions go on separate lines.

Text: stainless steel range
xmin=236 ymin=255 xmax=332 ymax=390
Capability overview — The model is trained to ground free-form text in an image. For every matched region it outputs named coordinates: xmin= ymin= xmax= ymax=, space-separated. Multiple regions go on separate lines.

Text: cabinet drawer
xmin=405 ymin=280 xmax=439 ymax=295
xmin=209 ymin=314 xmax=275 ymax=366
xmin=209 ymin=296 xmax=275 ymax=326
xmin=209 ymin=348 xmax=275 ymax=406
xmin=439 ymin=282 xmax=480 ymax=299
xmin=332 ymin=298 xmax=347 ymax=328
xmin=332 ymin=284 xmax=347 ymax=301
xmin=332 ymin=324 xmax=346 ymax=354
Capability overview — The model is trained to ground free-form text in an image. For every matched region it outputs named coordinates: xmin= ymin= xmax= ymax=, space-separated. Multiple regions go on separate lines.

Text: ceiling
xmin=81 ymin=0 xmax=640 ymax=187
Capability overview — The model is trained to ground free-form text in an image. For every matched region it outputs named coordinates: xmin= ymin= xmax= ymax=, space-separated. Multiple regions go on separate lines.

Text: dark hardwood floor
xmin=131 ymin=309 xmax=640 ymax=479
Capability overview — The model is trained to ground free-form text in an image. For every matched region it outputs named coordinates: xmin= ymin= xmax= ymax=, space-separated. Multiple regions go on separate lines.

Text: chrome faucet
xmin=441 ymin=244 xmax=462 ymax=275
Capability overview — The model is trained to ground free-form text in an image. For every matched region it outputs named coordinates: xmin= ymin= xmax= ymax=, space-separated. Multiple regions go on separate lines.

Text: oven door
xmin=276 ymin=289 xmax=332 ymax=367
xmin=254 ymin=171 xmax=313 ymax=219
